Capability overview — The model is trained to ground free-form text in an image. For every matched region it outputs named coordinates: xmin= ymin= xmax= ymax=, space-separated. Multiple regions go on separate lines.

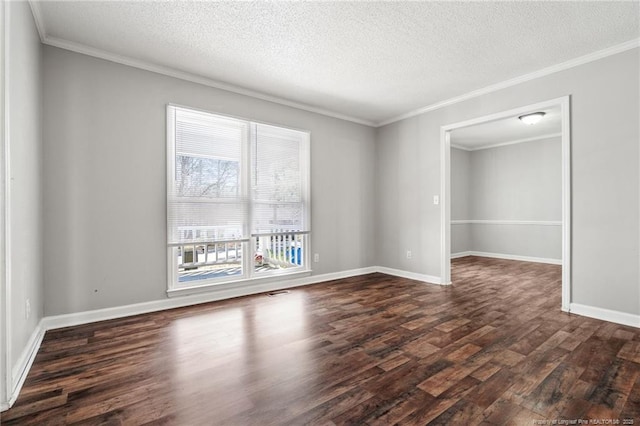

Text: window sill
xmin=166 ymin=269 xmax=312 ymax=298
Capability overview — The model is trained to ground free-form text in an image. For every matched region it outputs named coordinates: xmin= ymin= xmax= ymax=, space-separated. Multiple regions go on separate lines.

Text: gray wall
xmin=42 ymin=46 xmax=377 ymax=316
xmin=451 ymin=147 xmax=471 ymax=221
xmin=451 ymin=147 xmax=471 ymax=253
xmin=451 ymin=138 xmax=562 ymax=260
xmin=470 ymin=138 xmax=561 ymax=221
xmin=376 ymin=48 xmax=639 ymax=316
xmin=470 ymin=224 xmax=561 ymax=260
xmin=8 ymin=1 xmax=44 ymax=374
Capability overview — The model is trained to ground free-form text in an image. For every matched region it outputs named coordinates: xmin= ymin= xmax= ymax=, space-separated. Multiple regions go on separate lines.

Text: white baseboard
xmin=6 ymin=319 xmax=46 ymax=409
xmin=42 ymin=265 xmax=444 ymax=332
xmin=451 ymin=251 xmax=473 ymax=259
xmin=451 ymin=251 xmax=562 ymax=265
xmin=569 ymin=303 xmax=640 ymax=328
xmin=43 ymin=267 xmax=379 ymax=331
xmin=305 ymin=267 xmax=379 ymax=283
xmin=376 ymin=266 xmax=444 ymax=285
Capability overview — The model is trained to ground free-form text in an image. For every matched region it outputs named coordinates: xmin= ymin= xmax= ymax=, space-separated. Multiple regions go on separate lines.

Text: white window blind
xmin=252 ymin=123 xmax=309 ymax=234
xmin=167 ymin=106 xmax=248 ymax=244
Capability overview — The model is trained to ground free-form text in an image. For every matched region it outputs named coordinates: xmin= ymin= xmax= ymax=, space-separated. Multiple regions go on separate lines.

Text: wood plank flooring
xmin=2 ymin=256 xmax=639 ymax=425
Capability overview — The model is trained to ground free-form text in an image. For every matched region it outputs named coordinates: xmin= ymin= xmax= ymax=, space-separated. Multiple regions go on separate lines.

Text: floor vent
xmin=267 ymin=290 xmax=290 ymax=297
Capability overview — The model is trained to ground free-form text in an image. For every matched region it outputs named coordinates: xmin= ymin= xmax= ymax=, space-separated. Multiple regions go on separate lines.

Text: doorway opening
xmin=440 ymin=96 xmax=571 ymax=311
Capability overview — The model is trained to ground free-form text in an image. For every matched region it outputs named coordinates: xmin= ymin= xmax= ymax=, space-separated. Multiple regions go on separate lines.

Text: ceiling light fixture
xmin=518 ymin=112 xmax=546 ymax=125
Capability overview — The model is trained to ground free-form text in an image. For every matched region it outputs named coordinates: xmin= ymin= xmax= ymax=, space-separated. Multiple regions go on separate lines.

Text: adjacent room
xmin=1 ymin=1 xmax=639 ymax=424
xmin=449 ymin=106 xmax=564 ymax=285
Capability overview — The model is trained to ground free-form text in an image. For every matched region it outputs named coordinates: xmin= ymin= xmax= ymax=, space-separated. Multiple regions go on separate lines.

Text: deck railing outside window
xmin=173 ymin=230 xmax=308 ymax=283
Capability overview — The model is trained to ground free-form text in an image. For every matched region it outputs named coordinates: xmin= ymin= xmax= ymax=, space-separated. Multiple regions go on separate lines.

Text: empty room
xmin=1 ymin=1 xmax=639 ymax=424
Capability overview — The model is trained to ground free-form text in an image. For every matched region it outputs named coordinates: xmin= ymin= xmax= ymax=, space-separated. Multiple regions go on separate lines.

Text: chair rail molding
xmin=450 ymin=220 xmax=562 ymax=226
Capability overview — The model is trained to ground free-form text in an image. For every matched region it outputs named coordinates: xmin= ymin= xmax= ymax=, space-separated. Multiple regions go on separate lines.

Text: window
xmin=167 ymin=105 xmax=310 ymax=289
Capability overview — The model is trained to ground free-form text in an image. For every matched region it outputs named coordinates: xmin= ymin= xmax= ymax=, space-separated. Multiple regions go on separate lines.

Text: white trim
xmin=42 ymin=265 xmax=447 ymax=331
xmin=8 ymin=320 xmax=45 ymax=408
xmin=441 ymin=96 xmax=571 ymax=311
xmin=451 ymin=220 xmax=562 ymax=226
xmin=559 ymin=97 xmax=571 ymax=313
xmin=449 ymin=145 xmax=472 ymax=152
xmin=1 ymin=1 xmax=11 ymax=411
xmin=451 ymin=132 xmax=561 ymax=152
xmin=451 ymin=251 xmax=473 ymax=259
xmin=440 ymin=130 xmax=451 ymax=285
xmin=166 ymin=270 xmax=313 ymax=298
xmin=40 ymin=36 xmax=376 ymax=128
xmin=378 ymin=39 xmax=639 ymax=127
xmin=42 ymin=267 xmax=377 ymax=330
xmin=441 ymin=97 xmax=569 ymax=133
xmin=166 ymin=106 xmax=176 ymax=289
xmin=451 ymin=251 xmax=562 ymax=265
xmin=377 ymin=266 xmax=444 ymax=286
xmin=569 ymin=303 xmax=640 ymax=329
xmin=26 ymin=1 xmax=45 ymax=42
xmin=0 ymin=0 xmax=6 ymax=410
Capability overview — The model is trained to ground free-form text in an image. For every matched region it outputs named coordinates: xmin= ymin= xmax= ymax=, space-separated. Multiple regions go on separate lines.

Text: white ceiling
xmin=450 ymin=106 xmax=562 ymax=151
xmin=31 ymin=1 xmax=639 ymax=126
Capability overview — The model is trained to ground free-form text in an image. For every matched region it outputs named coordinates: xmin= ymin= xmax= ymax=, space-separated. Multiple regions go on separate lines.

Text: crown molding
xmin=42 ymin=36 xmax=377 ymax=127
xmin=377 ymin=38 xmax=640 ymax=127
xmin=27 ymin=1 xmax=46 ymax=43
xmin=451 ymin=132 xmax=561 ymax=151
xmin=25 ymin=1 xmax=639 ymax=129
xmin=28 ymin=0 xmax=375 ymax=128
xmin=449 ymin=144 xmax=472 ymax=151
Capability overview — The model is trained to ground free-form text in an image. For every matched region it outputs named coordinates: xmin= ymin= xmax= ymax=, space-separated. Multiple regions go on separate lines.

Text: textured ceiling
xmin=450 ymin=106 xmax=561 ymax=151
xmin=32 ymin=1 xmax=639 ymax=126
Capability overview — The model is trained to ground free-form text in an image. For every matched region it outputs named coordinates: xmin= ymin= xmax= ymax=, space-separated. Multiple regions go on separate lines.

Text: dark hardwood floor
xmin=2 ymin=256 xmax=639 ymax=425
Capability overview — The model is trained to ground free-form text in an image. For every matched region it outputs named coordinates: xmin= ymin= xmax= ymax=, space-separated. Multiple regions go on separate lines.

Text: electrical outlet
xmin=25 ymin=298 xmax=31 ymax=320
xmin=433 ymin=195 xmax=439 ymax=205
xmin=406 ymin=250 xmax=412 ymax=259
xmin=314 ymin=253 xmax=320 ymax=263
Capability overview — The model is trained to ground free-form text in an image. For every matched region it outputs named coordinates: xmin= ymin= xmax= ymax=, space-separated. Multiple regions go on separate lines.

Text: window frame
xmin=166 ymin=104 xmax=311 ymax=293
